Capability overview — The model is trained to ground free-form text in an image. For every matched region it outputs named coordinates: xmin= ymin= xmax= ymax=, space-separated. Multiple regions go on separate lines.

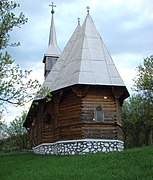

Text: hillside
xmin=0 ymin=145 xmax=153 ymax=180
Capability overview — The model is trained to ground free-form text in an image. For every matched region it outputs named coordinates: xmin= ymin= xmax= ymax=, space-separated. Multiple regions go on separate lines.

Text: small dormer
xmin=43 ymin=2 xmax=61 ymax=78
xmin=43 ymin=56 xmax=59 ymax=78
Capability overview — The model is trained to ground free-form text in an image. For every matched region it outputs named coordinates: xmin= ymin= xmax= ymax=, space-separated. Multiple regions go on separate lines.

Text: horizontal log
xmin=60 ymin=109 xmax=81 ymax=114
xmin=42 ymin=136 xmax=54 ymax=139
xmin=59 ymin=116 xmax=81 ymax=122
xmin=81 ymin=105 xmax=116 ymax=109
xmin=60 ymin=104 xmax=80 ymax=109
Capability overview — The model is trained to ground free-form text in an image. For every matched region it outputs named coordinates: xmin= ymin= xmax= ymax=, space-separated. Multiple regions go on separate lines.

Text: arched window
xmin=95 ymin=106 xmax=103 ymax=122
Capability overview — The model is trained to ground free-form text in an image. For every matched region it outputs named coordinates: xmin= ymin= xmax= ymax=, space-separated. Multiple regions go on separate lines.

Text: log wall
xmin=57 ymin=89 xmax=82 ymax=141
xmin=37 ymin=89 xmax=82 ymax=144
xmin=28 ymin=102 xmax=44 ymax=147
xmin=81 ymin=86 xmax=123 ymax=140
xmin=42 ymin=102 xmax=54 ymax=143
xmin=27 ymin=85 xmax=124 ymax=147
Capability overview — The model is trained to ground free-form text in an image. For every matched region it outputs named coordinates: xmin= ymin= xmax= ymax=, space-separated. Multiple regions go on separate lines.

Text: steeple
xmin=43 ymin=19 xmax=81 ymax=88
xmin=43 ymin=2 xmax=61 ymax=78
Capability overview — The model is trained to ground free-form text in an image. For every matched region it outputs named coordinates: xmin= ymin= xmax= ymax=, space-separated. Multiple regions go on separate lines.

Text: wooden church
xmin=24 ymin=4 xmax=129 ymax=155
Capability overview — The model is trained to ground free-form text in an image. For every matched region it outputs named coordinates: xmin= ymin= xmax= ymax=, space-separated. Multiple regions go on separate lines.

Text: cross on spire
xmin=77 ymin=17 xmax=80 ymax=25
xmin=49 ymin=2 xmax=56 ymax=14
xmin=86 ymin=6 xmax=90 ymax=14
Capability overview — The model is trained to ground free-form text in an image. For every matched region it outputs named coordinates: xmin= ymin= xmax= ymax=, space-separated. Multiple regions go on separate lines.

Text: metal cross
xmin=86 ymin=6 xmax=90 ymax=14
xmin=49 ymin=2 xmax=56 ymax=14
xmin=77 ymin=17 xmax=80 ymax=25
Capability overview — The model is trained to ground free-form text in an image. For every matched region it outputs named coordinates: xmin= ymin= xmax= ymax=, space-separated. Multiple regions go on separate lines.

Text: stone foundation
xmin=33 ymin=139 xmax=124 ymax=155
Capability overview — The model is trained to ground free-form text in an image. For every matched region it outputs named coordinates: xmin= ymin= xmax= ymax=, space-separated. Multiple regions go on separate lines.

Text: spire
xmin=44 ymin=2 xmax=61 ymax=58
xmin=48 ymin=2 xmax=57 ymax=46
xmin=43 ymin=2 xmax=61 ymax=78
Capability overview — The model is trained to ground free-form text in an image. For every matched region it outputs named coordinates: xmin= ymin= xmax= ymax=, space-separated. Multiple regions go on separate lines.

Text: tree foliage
xmin=0 ymin=1 xmax=51 ymax=151
xmin=0 ymin=0 xmax=28 ymax=49
xmin=122 ymin=94 xmax=153 ymax=148
xmin=133 ymin=55 xmax=153 ymax=98
xmin=0 ymin=119 xmax=8 ymax=151
xmin=0 ymin=52 xmax=40 ymax=107
xmin=0 ymin=0 xmax=41 ymax=112
xmin=7 ymin=111 xmax=28 ymax=150
xmin=123 ymin=56 xmax=153 ymax=148
xmin=0 ymin=111 xmax=28 ymax=151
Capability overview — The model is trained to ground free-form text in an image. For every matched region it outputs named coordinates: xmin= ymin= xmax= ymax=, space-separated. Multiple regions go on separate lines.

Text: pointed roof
xmin=43 ymin=6 xmax=61 ymax=61
xmin=43 ymin=13 xmax=128 ymax=93
xmin=42 ymin=23 xmax=81 ymax=88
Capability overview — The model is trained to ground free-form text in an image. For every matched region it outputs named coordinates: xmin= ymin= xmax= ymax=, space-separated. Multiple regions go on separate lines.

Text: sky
xmin=3 ymin=0 xmax=153 ymax=123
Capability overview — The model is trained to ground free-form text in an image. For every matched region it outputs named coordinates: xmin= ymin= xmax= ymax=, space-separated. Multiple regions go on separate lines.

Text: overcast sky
xmin=4 ymin=0 xmax=153 ymax=123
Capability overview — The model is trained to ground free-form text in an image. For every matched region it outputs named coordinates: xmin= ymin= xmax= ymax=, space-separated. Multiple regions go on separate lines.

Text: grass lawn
xmin=0 ymin=145 xmax=153 ymax=180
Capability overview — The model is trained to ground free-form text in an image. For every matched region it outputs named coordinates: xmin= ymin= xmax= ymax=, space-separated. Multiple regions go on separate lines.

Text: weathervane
xmin=77 ymin=17 xmax=80 ymax=25
xmin=86 ymin=6 xmax=90 ymax=14
xmin=49 ymin=2 xmax=56 ymax=14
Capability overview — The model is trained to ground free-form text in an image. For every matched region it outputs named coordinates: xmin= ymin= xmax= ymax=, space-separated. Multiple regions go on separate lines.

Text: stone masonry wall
xmin=33 ymin=139 xmax=124 ymax=155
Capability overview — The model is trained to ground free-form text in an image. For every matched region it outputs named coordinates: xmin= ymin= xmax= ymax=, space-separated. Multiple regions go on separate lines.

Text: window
xmin=46 ymin=57 xmax=57 ymax=70
xmin=95 ymin=106 xmax=103 ymax=122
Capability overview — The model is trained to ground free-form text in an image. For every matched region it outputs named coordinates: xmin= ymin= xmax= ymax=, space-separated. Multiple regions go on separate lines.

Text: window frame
xmin=94 ymin=106 xmax=104 ymax=122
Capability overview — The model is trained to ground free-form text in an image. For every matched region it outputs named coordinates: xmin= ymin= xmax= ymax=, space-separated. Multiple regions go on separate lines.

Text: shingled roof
xmin=42 ymin=13 xmax=127 ymax=93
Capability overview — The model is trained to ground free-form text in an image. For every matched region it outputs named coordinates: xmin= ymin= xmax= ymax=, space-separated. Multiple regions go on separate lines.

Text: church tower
xmin=43 ymin=2 xmax=61 ymax=78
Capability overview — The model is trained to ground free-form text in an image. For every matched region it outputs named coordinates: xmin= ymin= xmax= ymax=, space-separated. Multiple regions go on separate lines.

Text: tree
xmin=122 ymin=94 xmax=144 ymax=148
xmin=0 ymin=53 xmax=40 ymax=106
xmin=123 ymin=56 xmax=153 ymax=148
xmin=7 ymin=111 xmax=28 ymax=150
xmin=141 ymin=96 xmax=153 ymax=145
xmin=133 ymin=55 xmax=153 ymax=145
xmin=0 ymin=0 xmax=27 ymax=49
xmin=0 ymin=1 xmax=41 ymax=112
xmin=123 ymin=94 xmax=153 ymax=148
xmin=0 ymin=119 xmax=8 ymax=151
xmin=134 ymin=55 xmax=153 ymax=107
xmin=133 ymin=55 xmax=153 ymax=98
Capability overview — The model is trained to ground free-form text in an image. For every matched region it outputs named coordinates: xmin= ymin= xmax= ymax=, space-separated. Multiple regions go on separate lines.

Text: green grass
xmin=0 ymin=146 xmax=153 ymax=180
